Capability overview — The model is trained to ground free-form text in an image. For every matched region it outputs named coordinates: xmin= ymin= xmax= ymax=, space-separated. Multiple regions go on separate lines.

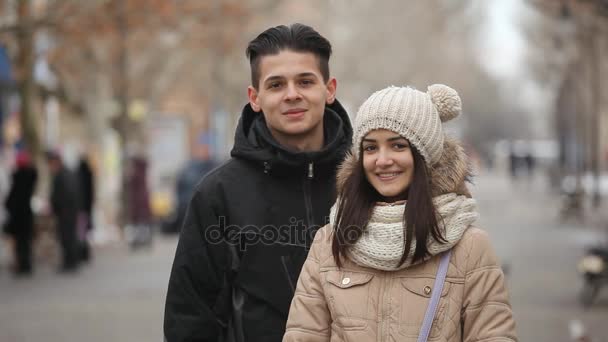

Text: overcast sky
xmin=478 ymin=0 xmax=526 ymax=80
xmin=477 ymin=0 xmax=555 ymax=138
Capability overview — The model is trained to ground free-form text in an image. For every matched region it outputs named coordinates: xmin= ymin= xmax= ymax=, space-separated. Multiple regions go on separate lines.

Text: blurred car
xmin=161 ymin=159 xmax=219 ymax=234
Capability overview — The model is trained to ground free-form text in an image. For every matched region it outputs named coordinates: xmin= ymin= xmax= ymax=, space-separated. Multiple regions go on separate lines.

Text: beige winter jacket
xmin=283 ymin=138 xmax=517 ymax=341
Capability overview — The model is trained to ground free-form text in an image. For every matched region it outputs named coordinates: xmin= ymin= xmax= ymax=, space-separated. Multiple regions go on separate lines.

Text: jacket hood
xmin=336 ymin=135 xmax=472 ymax=197
xmin=230 ymin=100 xmax=353 ymax=175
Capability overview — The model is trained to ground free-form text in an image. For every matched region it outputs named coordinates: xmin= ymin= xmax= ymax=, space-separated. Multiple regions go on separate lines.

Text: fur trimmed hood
xmin=336 ymin=135 xmax=472 ymax=197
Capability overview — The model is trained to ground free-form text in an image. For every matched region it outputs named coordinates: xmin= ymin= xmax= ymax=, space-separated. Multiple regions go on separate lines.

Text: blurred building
xmin=0 ymin=45 xmax=15 ymax=148
xmin=2 ymin=0 xmax=572 ymax=235
xmin=0 ymin=0 xmax=332 ymax=238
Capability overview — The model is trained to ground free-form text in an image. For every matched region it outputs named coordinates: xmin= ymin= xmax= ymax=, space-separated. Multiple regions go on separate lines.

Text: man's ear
xmin=247 ymin=86 xmax=261 ymax=112
xmin=326 ymin=78 xmax=337 ymax=104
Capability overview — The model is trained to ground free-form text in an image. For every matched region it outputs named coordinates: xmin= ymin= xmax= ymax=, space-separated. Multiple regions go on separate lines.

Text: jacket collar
xmin=230 ymin=100 xmax=353 ymax=177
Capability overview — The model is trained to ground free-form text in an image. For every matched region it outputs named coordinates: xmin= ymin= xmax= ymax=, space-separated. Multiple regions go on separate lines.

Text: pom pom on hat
xmin=427 ymin=84 xmax=461 ymax=123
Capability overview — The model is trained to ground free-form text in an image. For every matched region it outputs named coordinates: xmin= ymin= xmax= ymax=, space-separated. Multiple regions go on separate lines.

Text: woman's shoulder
xmin=459 ymin=226 xmax=492 ymax=246
xmin=313 ymin=223 xmax=334 ymax=243
xmin=447 ymin=227 xmax=499 ymax=276
xmin=308 ymin=224 xmax=335 ymax=262
xmin=453 ymin=226 xmax=501 ymax=272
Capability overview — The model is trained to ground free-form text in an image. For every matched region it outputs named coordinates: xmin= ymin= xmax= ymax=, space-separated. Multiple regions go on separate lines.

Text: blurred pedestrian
xmin=125 ymin=155 xmax=152 ymax=248
xmin=508 ymin=143 xmax=519 ymax=180
xmin=284 ymin=85 xmax=517 ymax=341
xmin=524 ymin=152 xmax=536 ymax=177
xmin=162 ymin=156 xmax=218 ymax=234
xmin=77 ymin=154 xmax=95 ymax=261
xmin=3 ymin=150 xmax=38 ymax=276
xmin=164 ymin=23 xmax=352 ymax=342
xmin=0 ymin=151 xmax=9 ymax=272
xmin=46 ymin=151 xmax=81 ymax=273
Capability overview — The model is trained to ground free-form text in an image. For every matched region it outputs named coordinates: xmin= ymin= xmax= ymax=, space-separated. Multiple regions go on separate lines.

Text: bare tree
xmin=324 ymin=0 xmax=524 ymax=159
xmin=524 ymin=0 xmax=608 ymax=203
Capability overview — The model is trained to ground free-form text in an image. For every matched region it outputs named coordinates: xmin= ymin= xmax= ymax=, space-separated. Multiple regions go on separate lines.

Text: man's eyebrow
xmin=263 ymin=72 xmax=319 ymax=83
xmin=296 ymin=72 xmax=319 ymax=78
xmin=263 ymin=75 xmax=284 ymax=84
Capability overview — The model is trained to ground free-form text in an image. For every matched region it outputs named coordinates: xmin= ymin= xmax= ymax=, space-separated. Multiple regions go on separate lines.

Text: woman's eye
xmin=394 ymin=143 xmax=409 ymax=149
xmin=363 ymin=145 xmax=376 ymax=152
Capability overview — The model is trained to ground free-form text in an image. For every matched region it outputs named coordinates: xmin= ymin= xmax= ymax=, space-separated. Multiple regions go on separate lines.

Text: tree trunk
xmin=17 ymin=0 xmax=40 ymax=157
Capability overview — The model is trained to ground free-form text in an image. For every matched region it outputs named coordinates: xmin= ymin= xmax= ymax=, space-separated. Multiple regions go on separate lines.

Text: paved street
xmin=0 ymin=238 xmax=177 ymax=342
xmin=0 ymin=170 xmax=607 ymax=341
xmin=473 ymin=170 xmax=608 ymax=341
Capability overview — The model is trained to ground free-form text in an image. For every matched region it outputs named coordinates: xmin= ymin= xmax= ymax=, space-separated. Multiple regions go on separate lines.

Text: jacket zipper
xmin=303 ymin=162 xmax=314 ymax=231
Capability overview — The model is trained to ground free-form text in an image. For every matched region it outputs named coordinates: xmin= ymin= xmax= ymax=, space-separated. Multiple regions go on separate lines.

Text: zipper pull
xmin=264 ymin=162 xmax=271 ymax=175
xmin=308 ymin=162 xmax=314 ymax=179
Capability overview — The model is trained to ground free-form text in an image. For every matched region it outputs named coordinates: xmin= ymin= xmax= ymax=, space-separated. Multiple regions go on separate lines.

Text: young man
xmin=46 ymin=151 xmax=81 ymax=273
xmin=164 ymin=24 xmax=352 ymax=341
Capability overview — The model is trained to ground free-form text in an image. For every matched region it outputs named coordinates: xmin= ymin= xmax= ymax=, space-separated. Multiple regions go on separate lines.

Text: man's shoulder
xmin=193 ymin=158 xmax=256 ymax=193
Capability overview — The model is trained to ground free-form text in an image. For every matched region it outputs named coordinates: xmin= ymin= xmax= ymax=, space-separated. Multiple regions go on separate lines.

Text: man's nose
xmin=284 ymin=83 xmax=301 ymax=101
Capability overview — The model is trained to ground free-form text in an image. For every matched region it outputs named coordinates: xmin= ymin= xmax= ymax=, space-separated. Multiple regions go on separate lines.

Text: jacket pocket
xmin=398 ymin=277 xmax=451 ymax=339
xmin=323 ymin=270 xmax=374 ymax=324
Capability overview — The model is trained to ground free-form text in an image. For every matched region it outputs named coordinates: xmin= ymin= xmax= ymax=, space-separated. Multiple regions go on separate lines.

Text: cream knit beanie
xmin=352 ymin=84 xmax=462 ymax=166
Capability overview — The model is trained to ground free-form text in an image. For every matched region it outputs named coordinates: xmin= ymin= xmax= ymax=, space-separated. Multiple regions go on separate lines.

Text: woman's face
xmin=362 ymin=129 xmax=415 ymax=202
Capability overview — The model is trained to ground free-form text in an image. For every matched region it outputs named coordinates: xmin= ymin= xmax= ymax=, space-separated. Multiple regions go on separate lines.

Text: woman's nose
xmin=376 ymin=150 xmax=394 ymax=166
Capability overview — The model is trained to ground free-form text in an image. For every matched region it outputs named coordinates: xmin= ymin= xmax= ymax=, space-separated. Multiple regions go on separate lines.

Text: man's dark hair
xmin=246 ymin=23 xmax=332 ymax=89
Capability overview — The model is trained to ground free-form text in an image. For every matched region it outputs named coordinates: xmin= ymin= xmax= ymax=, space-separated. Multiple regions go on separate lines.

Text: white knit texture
xmin=352 ymin=85 xmax=462 ymax=166
xmin=329 ymin=193 xmax=478 ymax=271
xmin=428 ymin=84 xmax=462 ymax=123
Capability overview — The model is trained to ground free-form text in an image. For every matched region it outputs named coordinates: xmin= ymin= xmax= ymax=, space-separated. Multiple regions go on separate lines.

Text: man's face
xmin=247 ymin=50 xmax=336 ymax=143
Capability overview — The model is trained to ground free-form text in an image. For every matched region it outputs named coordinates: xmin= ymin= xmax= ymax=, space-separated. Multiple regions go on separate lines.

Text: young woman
xmin=283 ymin=85 xmax=517 ymax=341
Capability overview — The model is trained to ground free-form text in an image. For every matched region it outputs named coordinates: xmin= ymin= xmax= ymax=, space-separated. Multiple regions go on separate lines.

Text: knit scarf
xmin=329 ymin=193 xmax=479 ymax=271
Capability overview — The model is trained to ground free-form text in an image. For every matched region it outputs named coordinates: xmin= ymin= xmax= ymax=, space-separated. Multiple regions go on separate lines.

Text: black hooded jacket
xmin=4 ymin=166 xmax=38 ymax=237
xmin=164 ymin=101 xmax=352 ymax=342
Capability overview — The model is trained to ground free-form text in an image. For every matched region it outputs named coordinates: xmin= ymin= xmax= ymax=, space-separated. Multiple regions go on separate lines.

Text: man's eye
xmin=300 ymin=79 xmax=314 ymax=86
xmin=268 ymin=82 xmax=282 ymax=89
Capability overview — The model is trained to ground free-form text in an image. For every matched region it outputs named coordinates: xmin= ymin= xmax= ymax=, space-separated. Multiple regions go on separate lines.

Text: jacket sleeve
xmin=50 ymin=174 xmax=62 ymax=215
xmin=283 ymin=228 xmax=331 ymax=342
xmin=461 ymin=229 xmax=518 ymax=341
xmin=4 ymin=173 xmax=17 ymax=212
xmin=164 ymin=182 xmax=232 ymax=342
